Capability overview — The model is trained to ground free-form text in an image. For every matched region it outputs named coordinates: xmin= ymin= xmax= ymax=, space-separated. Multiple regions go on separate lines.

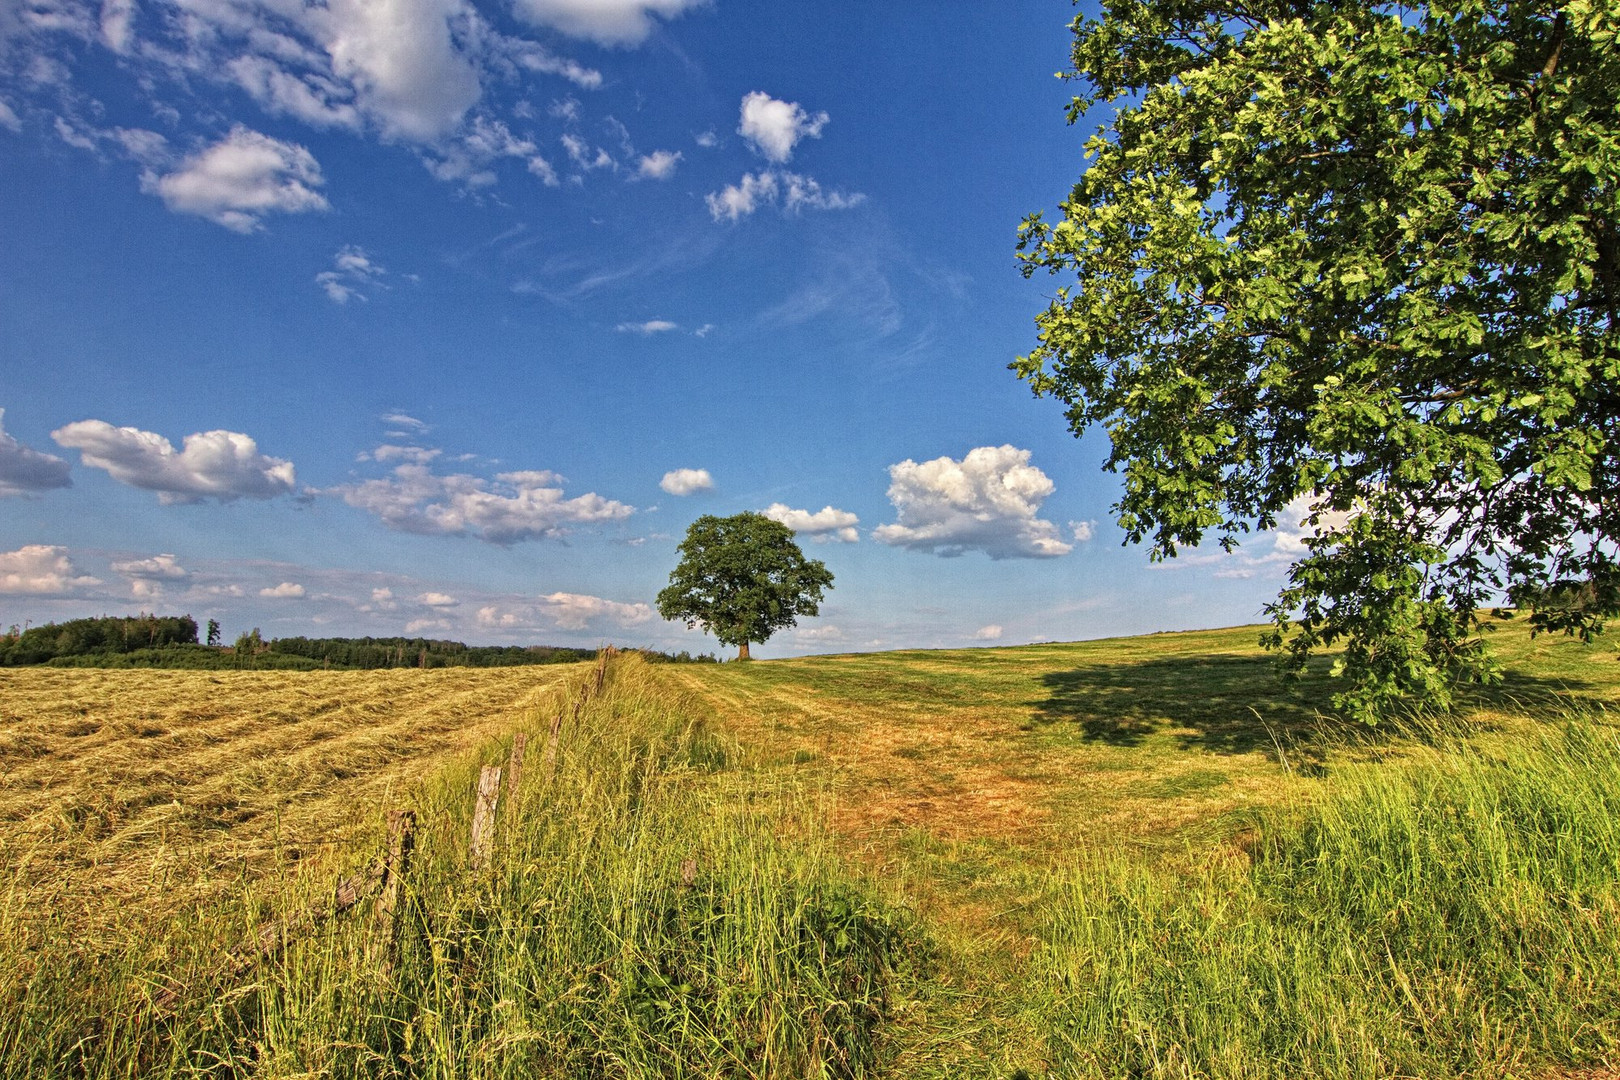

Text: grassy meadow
xmin=2 ymin=620 xmax=1619 ymax=1077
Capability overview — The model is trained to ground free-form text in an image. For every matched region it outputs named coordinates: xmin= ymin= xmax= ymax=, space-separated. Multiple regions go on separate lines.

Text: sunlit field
xmin=4 ymin=622 xmax=1619 ymax=1078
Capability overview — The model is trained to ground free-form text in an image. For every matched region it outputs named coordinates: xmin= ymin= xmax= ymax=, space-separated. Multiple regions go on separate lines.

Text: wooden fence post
xmin=504 ymin=733 xmax=527 ymax=822
xmin=373 ymin=810 xmax=416 ymax=974
xmin=542 ymin=708 xmax=565 ymax=780
xmin=469 ymin=764 xmax=502 ymax=869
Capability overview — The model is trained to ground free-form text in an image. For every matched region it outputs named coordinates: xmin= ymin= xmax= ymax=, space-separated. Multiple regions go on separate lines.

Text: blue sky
xmin=0 ymin=0 xmax=1310 ymax=655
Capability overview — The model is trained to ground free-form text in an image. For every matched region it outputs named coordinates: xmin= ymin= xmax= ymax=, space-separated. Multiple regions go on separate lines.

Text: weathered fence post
xmin=373 ymin=809 xmax=416 ymax=974
xmin=469 ymin=764 xmax=502 ymax=869
xmin=542 ymin=708 xmax=565 ymax=780
xmin=505 ymin=732 xmax=527 ymax=814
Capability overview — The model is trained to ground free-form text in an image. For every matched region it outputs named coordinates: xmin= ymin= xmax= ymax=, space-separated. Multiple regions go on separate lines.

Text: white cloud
xmin=693 ymin=128 xmax=717 ymax=148
xmin=361 ymin=443 xmax=441 ymax=464
xmin=260 ymin=581 xmax=307 ymax=598
xmin=873 ymin=445 xmax=1073 ymax=559
xmin=1070 ymin=519 xmax=1096 ymax=543
xmin=0 ymin=99 xmax=21 ymax=133
xmin=706 ymin=169 xmax=863 ymax=222
xmin=476 ymin=604 xmax=518 ymax=628
xmin=319 ymin=0 xmax=482 ymax=142
xmin=228 ymin=55 xmax=361 ymax=130
xmin=381 ymin=412 xmax=429 ymax=432
xmin=142 ymin=126 xmax=328 ymax=232
xmin=316 ymin=245 xmax=388 ymax=303
xmin=417 ymin=590 xmax=458 ymax=606
xmin=561 ymin=132 xmax=615 ymax=171
xmin=0 ymin=409 xmax=73 ymax=497
xmin=404 ymin=616 xmax=450 ymax=633
xmin=659 ymin=468 xmax=712 ymax=496
xmin=0 ymin=545 xmax=102 ymax=595
xmin=116 ymin=550 xmax=187 ymax=599
xmin=761 ymin=502 xmax=859 ymax=543
xmin=99 ymin=0 xmax=135 ymax=51
xmin=333 ymin=463 xmax=633 ymax=543
xmin=508 ymin=0 xmax=706 ymax=45
xmin=795 ymin=624 xmax=845 ymax=643
xmin=616 ymin=319 xmax=678 ymax=334
xmin=52 ymin=420 xmax=296 ymax=503
xmin=505 ymin=43 xmax=602 ymax=90
xmin=737 ymin=91 xmax=827 ymax=163
xmin=636 ymin=148 xmax=681 ymax=179
xmin=974 ymin=624 xmax=1003 ymax=641
xmin=539 ymin=591 xmax=654 ymax=630
xmin=111 ymin=553 xmax=188 ymax=580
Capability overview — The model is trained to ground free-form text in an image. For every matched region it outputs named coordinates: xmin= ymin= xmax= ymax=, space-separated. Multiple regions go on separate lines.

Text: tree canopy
xmin=1017 ymin=0 xmax=1618 ymax=720
xmin=656 ymin=513 xmax=834 ymax=660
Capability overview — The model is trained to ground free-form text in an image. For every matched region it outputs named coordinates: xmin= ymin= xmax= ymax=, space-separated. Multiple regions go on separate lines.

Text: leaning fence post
xmin=469 ymin=765 xmax=502 ymax=869
xmin=373 ymin=809 xmax=416 ymax=973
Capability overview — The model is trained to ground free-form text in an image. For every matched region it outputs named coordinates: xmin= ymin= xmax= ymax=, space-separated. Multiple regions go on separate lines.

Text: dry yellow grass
xmin=0 ymin=665 xmax=577 ymax=942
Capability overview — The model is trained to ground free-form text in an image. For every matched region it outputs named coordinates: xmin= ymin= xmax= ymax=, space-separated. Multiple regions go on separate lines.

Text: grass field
xmin=0 ymin=665 xmax=575 ymax=943
xmin=3 ymin=621 xmax=1619 ymax=1077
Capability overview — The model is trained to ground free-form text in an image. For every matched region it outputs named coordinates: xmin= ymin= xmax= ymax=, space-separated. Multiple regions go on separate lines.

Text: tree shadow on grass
xmin=1028 ymin=652 xmax=1343 ymax=756
xmin=1029 ymin=651 xmax=1607 ymax=762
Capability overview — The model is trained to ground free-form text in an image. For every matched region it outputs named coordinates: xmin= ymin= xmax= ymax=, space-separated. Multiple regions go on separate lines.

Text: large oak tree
xmin=1017 ymin=0 xmax=1618 ymax=720
xmin=657 ymin=513 xmax=834 ymax=661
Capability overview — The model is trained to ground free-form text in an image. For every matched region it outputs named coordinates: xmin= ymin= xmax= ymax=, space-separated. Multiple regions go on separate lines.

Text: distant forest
xmin=0 ymin=614 xmax=717 ymax=668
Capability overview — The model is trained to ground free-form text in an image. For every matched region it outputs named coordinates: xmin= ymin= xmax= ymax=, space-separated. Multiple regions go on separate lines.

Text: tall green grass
xmin=1 ymin=658 xmax=920 ymax=1079
xmin=1036 ymin=713 xmax=1620 ymax=1078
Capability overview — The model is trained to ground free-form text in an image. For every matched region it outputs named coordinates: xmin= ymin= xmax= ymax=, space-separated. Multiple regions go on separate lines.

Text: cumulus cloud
xmin=316 ymin=245 xmax=387 ymax=303
xmin=476 ymin=604 xmax=518 ymax=629
xmin=873 ymin=445 xmax=1073 ymax=559
xmin=320 ymin=0 xmax=482 ymax=142
xmin=0 ymin=545 xmax=102 ymax=595
xmin=417 ymin=591 xmax=458 ymax=606
xmin=333 ymin=464 xmax=632 ymax=543
xmin=974 ymin=624 xmax=1003 ymax=641
xmin=509 ymin=0 xmax=706 ymax=45
xmin=616 ymin=319 xmax=678 ymax=334
xmin=52 ymin=420 xmax=296 ymax=503
xmin=1070 ymin=520 xmax=1096 ymax=543
xmin=260 ymin=581 xmax=306 ymax=598
xmin=636 ymin=148 xmax=681 ymax=179
xmin=706 ymin=169 xmax=864 ymax=222
xmin=115 ymin=552 xmax=188 ymax=599
xmin=0 ymin=409 xmax=73 ymax=497
xmin=761 ymin=502 xmax=859 ymax=543
xmin=659 ymin=468 xmax=712 ymax=496
xmin=404 ymin=616 xmax=450 ymax=633
xmin=139 ymin=126 xmax=329 ymax=233
xmin=737 ymin=91 xmax=827 ymax=163
xmin=539 ymin=591 xmax=654 ymax=630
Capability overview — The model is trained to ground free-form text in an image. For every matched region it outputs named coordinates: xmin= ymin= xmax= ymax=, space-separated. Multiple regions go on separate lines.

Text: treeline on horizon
xmin=0 ymin=614 xmax=719 ymax=669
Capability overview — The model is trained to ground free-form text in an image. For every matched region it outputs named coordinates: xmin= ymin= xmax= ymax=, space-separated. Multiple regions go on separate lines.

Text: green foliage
xmin=1017 ymin=0 xmax=1620 ymax=720
xmin=657 ymin=513 xmax=835 ymax=659
xmin=267 ymin=636 xmax=596 ymax=669
xmin=1036 ymin=716 xmax=1620 ymax=1077
xmin=0 ymin=614 xmax=198 ymax=665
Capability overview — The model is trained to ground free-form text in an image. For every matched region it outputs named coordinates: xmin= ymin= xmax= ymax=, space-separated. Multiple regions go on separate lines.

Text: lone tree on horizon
xmin=657 ymin=512 xmax=834 ymax=661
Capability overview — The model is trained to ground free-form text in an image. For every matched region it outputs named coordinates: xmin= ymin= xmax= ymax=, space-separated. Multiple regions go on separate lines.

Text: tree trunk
xmin=737 ymin=641 xmax=751 ymax=661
